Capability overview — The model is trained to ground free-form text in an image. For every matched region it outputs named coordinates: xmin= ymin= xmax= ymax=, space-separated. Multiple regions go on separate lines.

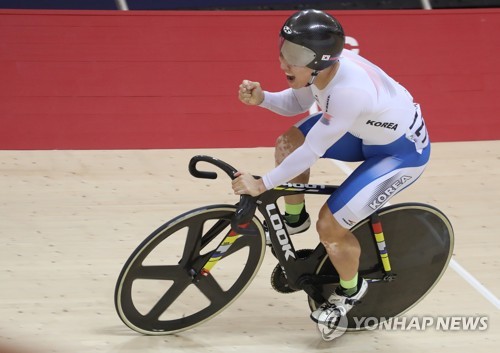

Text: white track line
xmin=448 ymin=260 xmax=500 ymax=310
xmin=330 ymin=159 xmax=500 ymax=310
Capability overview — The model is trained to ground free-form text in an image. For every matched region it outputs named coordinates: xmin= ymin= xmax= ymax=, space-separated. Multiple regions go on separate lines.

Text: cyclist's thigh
xmin=296 ymin=113 xmax=365 ymax=162
xmin=328 ymin=141 xmax=431 ymax=228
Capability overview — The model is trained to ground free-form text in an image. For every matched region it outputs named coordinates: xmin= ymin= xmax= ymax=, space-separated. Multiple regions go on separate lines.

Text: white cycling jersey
xmin=260 ymin=49 xmax=429 ymax=190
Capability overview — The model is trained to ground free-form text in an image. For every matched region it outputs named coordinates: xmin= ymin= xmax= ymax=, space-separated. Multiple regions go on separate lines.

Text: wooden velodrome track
xmin=0 ymin=141 xmax=499 ymax=353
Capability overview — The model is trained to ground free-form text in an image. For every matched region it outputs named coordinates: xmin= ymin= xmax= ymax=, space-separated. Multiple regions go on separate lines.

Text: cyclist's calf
xmin=316 ymin=203 xmax=361 ymax=281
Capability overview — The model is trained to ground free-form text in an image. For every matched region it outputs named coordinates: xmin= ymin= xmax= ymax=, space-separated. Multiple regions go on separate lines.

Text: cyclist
xmin=232 ymin=9 xmax=430 ymax=328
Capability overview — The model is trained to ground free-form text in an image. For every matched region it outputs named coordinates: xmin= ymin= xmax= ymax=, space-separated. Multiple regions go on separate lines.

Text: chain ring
xmin=270 ymin=249 xmax=314 ymax=294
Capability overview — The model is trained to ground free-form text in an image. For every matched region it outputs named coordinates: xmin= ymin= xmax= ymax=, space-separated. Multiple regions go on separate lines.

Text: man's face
xmin=279 ymin=53 xmax=313 ymax=89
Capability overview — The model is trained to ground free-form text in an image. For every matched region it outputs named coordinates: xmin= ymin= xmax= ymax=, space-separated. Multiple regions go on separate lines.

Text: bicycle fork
xmin=197 ymin=229 xmax=241 ymax=277
xmin=190 ymin=221 xmax=254 ymax=280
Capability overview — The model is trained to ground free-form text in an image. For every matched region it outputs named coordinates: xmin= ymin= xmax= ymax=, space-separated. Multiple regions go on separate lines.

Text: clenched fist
xmin=238 ymin=80 xmax=265 ymax=106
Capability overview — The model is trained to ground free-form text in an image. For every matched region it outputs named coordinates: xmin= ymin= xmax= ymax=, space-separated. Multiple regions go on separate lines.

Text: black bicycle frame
xmin=259 ymin=186 xmax=399 ymax=305
xmin=188 ymin=155 xmax=393 ymax=303
xmin=257 ymin=184 xmax=338 ymax=303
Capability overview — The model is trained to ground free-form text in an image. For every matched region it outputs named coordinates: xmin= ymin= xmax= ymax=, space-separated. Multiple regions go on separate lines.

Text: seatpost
xmin=369 ymin=213 xmax=395 ymax=281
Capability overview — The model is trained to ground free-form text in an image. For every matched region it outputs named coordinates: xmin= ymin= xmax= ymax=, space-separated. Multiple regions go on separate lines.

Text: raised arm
xmin=238 ymin=79 xmax=315 ymax=116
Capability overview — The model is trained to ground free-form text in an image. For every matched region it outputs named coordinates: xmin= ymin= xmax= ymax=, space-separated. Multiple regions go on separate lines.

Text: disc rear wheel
xmin=308 ymin=203 xmax=454 ymax=330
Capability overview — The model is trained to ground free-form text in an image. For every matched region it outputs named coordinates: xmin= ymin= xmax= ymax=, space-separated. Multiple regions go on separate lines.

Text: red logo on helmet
xmin=321 ymin=55 xmax=339 ymax=61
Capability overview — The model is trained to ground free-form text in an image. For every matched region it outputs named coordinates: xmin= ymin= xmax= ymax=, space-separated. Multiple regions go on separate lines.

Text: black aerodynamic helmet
xmin=279 ymin=9 xmax=345 ymax=71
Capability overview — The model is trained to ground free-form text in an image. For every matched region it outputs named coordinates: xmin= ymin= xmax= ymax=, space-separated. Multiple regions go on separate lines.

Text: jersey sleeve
xmin=259 ymin=87 xmax=315 ymax=116
xmin=262 ymin=87 xmax=372 ymax=189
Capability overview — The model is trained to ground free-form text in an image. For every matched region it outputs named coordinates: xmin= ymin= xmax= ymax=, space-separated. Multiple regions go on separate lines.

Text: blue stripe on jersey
xmin=297 ymin=113 xmax=365 ymax=162
xmin=327 ymin=142 xmax=430 ymax=213
xmin=297 ymin=112 xmax=431 ymax=162
xmin=296 ymin=112 xmax=431 ymax=214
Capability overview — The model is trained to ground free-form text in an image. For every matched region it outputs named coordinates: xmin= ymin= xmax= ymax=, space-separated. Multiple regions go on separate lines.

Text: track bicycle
xmin=114 ymin=155 xmax=454 ymax=335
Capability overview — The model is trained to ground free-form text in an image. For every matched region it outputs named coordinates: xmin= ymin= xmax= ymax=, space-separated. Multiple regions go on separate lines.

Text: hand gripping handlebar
xmin=188 ymin=155 xmax=259 ymax=235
